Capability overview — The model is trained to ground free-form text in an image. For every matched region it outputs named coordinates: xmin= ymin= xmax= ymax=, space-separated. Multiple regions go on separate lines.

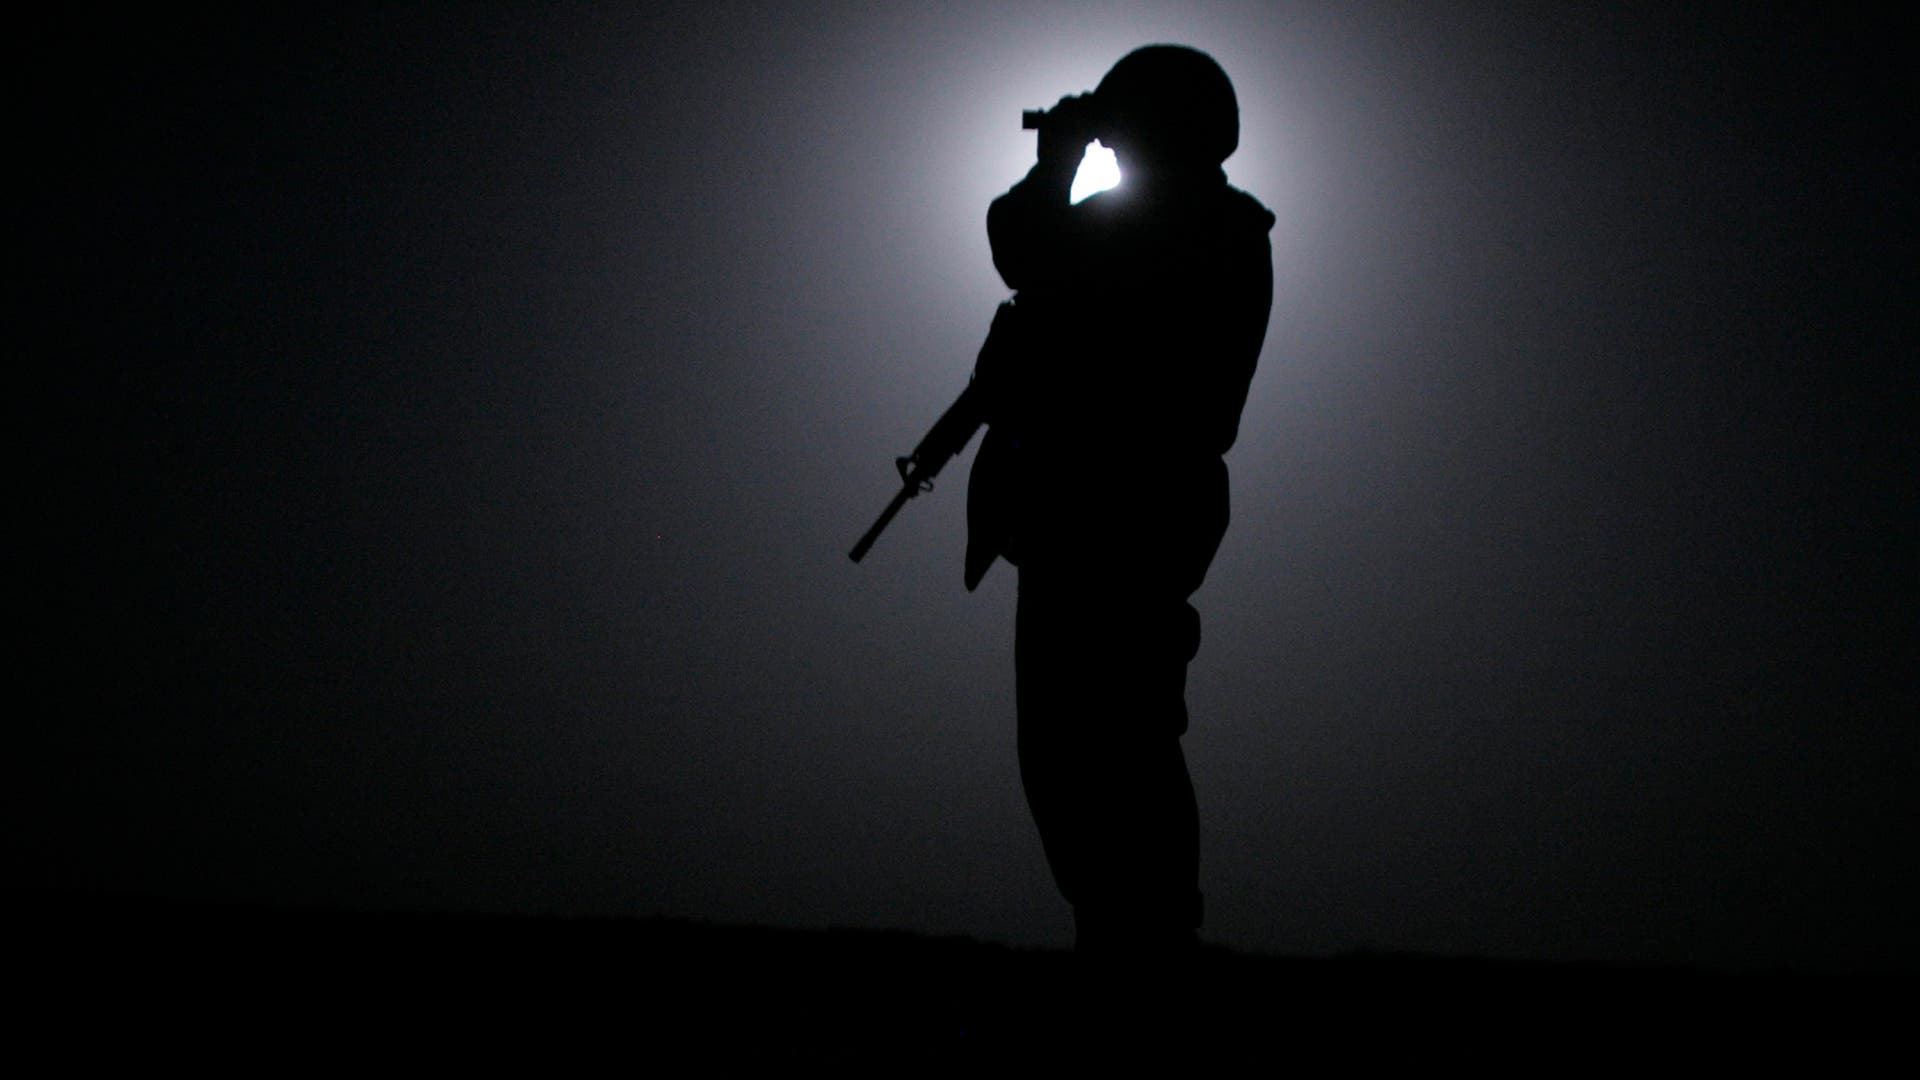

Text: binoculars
xmin=1021 ymin=96 xmax=1103 ymax=131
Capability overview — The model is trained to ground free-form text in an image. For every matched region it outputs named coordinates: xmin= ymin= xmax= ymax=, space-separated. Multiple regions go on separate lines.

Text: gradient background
xmin=27 ymin=3 xmax=1912 ymax=973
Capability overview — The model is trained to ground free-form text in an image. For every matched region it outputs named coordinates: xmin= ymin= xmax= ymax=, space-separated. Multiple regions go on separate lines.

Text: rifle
xmin=846 ymin=381 xmax=985 ymax=563
xmin=848 ymin=301 xmax=1020 ymax=564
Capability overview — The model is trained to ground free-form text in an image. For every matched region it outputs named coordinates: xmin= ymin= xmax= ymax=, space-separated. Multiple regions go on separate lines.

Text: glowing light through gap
xmin=1069 ymin=140 xmax=1120 ymax=203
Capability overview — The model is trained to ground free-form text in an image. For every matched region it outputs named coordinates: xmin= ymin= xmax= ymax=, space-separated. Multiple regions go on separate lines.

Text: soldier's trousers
xmin=1014 ymin=568 xmax=1204 ymax=950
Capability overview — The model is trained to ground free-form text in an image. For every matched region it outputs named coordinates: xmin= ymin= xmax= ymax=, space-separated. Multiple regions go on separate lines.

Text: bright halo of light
xmin=1069 ymin=140 xmax=1120 ymax=203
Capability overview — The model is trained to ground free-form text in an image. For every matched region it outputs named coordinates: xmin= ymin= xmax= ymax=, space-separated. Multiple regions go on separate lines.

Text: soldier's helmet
xmin=1095 ymin=45 xmax=1240 ymax=167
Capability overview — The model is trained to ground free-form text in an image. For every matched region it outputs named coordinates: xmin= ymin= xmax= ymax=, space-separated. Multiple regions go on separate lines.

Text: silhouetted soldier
xmin=967 ymin=46 xmax=1274 ymax=956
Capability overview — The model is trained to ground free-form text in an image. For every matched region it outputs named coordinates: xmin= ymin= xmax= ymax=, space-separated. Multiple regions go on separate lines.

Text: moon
xmin=1070 ymin=140 xmax=1121 ymax=203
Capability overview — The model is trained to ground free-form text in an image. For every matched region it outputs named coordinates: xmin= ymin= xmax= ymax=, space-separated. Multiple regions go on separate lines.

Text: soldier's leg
xmin=1016 ymin=570 xmax=1202 ymax=951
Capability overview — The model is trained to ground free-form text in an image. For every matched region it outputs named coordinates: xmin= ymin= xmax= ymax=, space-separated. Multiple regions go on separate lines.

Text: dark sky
xmin=28 ymin=4 xmax=1913 ymax=973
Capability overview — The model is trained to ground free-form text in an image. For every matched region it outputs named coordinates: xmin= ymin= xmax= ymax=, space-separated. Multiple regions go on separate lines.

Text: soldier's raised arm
xmin=988 ymin=93 xmax=1098 ymax=291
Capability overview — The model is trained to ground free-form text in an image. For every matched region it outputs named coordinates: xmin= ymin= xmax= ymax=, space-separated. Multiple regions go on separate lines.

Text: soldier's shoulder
xmin=1221 ymin=185 xmax=1277 ymax=234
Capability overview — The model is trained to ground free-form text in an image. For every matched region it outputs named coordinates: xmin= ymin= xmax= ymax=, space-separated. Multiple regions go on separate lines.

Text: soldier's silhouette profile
xmin=967 ymin=45 xmax=1275 ymax=956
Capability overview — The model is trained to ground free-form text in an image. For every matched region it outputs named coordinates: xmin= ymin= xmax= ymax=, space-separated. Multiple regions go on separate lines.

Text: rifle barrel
xmin=847 ymin=482 xmax=917 ymax=563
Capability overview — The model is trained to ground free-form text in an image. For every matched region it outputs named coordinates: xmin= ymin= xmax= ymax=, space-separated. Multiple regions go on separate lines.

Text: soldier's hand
xmin=1037 ymin=92 xmax=1100 ymax=172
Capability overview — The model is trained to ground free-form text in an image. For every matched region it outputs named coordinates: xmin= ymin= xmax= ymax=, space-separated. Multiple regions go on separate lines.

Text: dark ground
xmin=18 ymin=891 xmax=1906 ymax=1066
